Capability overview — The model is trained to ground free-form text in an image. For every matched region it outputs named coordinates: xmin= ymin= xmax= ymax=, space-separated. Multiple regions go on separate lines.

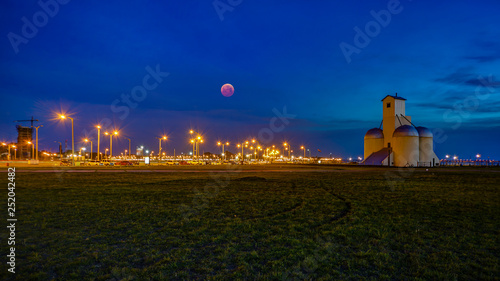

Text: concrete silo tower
xmin=392 ymin=125 xmax=419 ymax=167
xmin=416 ymin=126 xmax=440 ymax=167
xmin=382 ymin=94 xmax=412 ymax=148
xmin=364 ymin=128 xmax=384 ymax=159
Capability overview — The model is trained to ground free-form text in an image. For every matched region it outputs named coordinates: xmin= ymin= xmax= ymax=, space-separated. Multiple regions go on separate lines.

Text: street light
xmin=2 ymin=143 xmax=13 ymax=161
xmin=104 ymin=131 xmax=118 ymax=160
xmin=237 ymin=141 xmax=249 ymax=163
xmin=189 ymin=130 xmax=204 ymax=160
xmin=84 ymin=138 xmax=93 ymax=161
xmin=217 ymin=141 xmax=230 ymax=161
xmin=96 ymin=125 xmax=101 ymax=161
xmin=157 ymin=136 xmax=167 ymax=161
xmin=283 ymin=142 xmax=290 ymax=159
xmin=27 ymin=141 xmax=33 ymax=160
xmin=60 ymin=115 xmax=75 ymax=166
xmin=34 ymin=125 xmax=43 ymax=161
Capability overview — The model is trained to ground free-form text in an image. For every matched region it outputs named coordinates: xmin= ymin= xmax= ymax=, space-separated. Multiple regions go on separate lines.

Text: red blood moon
xmin=221 ymin=84 xmax=234 ymax=97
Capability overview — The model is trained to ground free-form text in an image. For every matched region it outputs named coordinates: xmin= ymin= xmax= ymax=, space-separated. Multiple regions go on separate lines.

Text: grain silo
xmin=364 ymin=128 xmax=384 ymax=159
xmin=416 ymin=126 xmax=439 ymax=166
xmin=392 ymin=125 xmax=419 ymax=167
xmin=362 ymin=94 xmax=440 ymax=167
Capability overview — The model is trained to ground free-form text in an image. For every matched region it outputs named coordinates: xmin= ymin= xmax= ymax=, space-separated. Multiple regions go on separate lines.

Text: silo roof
xmin=393 ymin=125 xmax=419 ymax=137
xmin=416 ymin=126 xmax=433 ymax=138
xmin=364 ymin=128 xmax=384 ymax=139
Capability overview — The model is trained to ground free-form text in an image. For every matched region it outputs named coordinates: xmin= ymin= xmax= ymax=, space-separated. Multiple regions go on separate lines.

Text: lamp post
xmin=189 ymin=130 xmax=204 ymax=161
xmin=105 ymin=148 xmax=109 ymax=160
xmin=237 ymin=142 xmax=247 ymax=163
xmin=190 ymin=139 xmax=195 ymax=160
xmin=301 ymin=146 xmax=306 ymax=163
xmin=2 ymin=143 xmax=7 ymax=161
xmin=283 ymin=142 xmax=291 ymax=160
xmin=157 ymin=136 xmax=167 ymax=161
xmin=34 ymin=125 xmax=43 ymax=161
xmin=124 ymin=137 xmax=131 ymax=160
xmin=96 ymin=125 xmax=101 ymax=161
xmin=84 ymin=139 xmax=93 ymax=161
xmin=105 ymin=131 xmax=118 ymax=161
xmin=217 ymin=141 xmax=230 ymax=161
xmin=27 ymin=141 xmax=34 ymax=160
xmin=2 ymin=143 xmax=12 ymax=161
xmin=60 ymin=115 xmax=75 ymax=166
xmin=9 ymin=144 xmax=15 ymax=161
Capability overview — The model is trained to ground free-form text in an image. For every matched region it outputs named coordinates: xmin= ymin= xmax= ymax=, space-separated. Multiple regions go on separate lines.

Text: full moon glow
xmin=221 ymin=84 xmax=234 ymax=97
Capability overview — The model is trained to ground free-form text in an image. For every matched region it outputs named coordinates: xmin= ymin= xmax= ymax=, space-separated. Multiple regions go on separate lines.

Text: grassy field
xmin=1 ymin=166 xmax=499 ymax=280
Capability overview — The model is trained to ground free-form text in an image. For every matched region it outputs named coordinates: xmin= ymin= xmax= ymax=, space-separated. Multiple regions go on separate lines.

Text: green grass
xmin=1 ymin=168 xmax=499 ymax=280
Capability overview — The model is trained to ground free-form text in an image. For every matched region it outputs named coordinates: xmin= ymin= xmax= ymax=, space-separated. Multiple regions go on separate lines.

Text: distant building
xmin=136 ymin=146 xmax=144 ymax=157
xmin=363 ymin=94 xmax=439 ymax=167
xmin=16 ymin=125 xmax=33 ymax=159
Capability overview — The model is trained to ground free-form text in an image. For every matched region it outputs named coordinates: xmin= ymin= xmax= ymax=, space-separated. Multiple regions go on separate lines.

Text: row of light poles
xmin=19 ymin=116 xmax=309 ymax=165
xmin=59 ymin=115 xmax=131 ymax=166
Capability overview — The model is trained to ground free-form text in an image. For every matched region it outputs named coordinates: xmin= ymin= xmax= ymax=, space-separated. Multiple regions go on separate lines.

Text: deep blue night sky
xmin=1 ymin=0 xmax=499 ymax=159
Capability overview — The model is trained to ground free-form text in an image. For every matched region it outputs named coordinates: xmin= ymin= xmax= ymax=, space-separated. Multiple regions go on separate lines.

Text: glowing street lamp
xmin=189 ymin=130 xmax=204 ymax=160
xmin=96 ymin=125 xmax=101 ymax=161
xmin=283 ymin=142 xmax=291 ymax=159
xmin=105 ymin=148 xmax=109 ymax=159
xmin=84 ymin=138 xmax=93 ymax=161
xmin=156 ymin=136 xmax=167 ymax=161
xmin=60 ymin=115 xmax=75 ymax=166
xmin=217 ymin=141 xmax=230 ymax=161
xmin=2 ymin=143 xmax=14 ymax=161
xmin=237 ymin=142 xmax=249 ymax=163
xmin=27 ymin=141 xmax=34 ymax=160
xmin=104 ymin=131 xmax=118 ymax=160
xmin=300 ymin=146 xmax=306 ymax=163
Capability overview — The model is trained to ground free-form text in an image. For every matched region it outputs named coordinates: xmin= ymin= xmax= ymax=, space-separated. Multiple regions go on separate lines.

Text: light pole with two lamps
xmin=104 ymin=131 xmax=118 ymax=161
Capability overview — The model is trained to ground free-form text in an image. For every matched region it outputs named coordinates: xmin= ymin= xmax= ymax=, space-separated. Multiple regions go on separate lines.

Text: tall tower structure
xmin=381 ymin=94 xmax=411 ymax=147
